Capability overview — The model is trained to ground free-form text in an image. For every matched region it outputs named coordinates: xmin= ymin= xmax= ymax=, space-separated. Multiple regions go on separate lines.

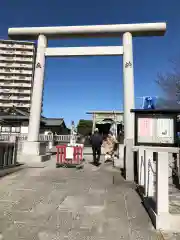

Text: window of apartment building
xmin=6 ymin=50 xmax=14 ymax=54
xmin=19 ymin=76 xmax=25 ymax=79
xmin=6 ymin=56 xmax=13 ymax=60
xmin=2 ymin=95 xmax=10 ymax=99
xmin=4 ymin=81 xmax=11 ymax=84
xmin=3 ymin=100 xmax=11 ymax=104
xmin=25 ymin=57 xmax=33 ymax=61
xmin=6 ymin=62 xmax=12 ymax=66
xmin=17 ymin=102 xmax=23 ymax=106
xmin=5 ymin=75 xmax=11 ymax=79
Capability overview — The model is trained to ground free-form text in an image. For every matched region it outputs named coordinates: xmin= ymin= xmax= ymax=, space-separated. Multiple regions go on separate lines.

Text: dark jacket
xmin=90 ymin=133 xmax=103 ymax=147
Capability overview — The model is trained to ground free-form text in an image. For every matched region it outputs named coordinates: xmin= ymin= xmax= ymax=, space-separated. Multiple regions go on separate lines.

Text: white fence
xmin=134 ymin=146 xmax=180 ymax=231
xmin=0 ymin=134 xmax=72 ymax=143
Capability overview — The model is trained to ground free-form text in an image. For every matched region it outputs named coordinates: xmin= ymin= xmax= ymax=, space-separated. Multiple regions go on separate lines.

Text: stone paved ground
xmin=0 ymin=154 xmax=163 ymax=239
xmin=161 ymin=232 xmax=180 ymax=240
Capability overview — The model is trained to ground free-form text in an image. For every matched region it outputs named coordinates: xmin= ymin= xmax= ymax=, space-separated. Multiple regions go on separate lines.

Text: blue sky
xmin=0 ymin=0 xmax=180 ymax=126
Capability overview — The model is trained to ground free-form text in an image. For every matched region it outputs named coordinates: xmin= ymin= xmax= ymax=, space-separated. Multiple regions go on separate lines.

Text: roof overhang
xmin=96 ymin=119 xmax=123 ymax=124
xmin=8 ymin=22 xmax=166 ymax=40
xmin=42 ymin=118 xmax=64 ymax=126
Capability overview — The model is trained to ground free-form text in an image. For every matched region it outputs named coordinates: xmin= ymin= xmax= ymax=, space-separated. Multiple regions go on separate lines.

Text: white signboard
xmin=138 ymin=118 xmax=155 ymax=143
xmin=156 ymin=118 xmax=174 ymax=143
xmin=138 ymin=118 xmax=153 ymax=137
xmin=66 ymin=146 xmax=74 ymax=159
xmin=137 ymin=116 xmax=174 ymax=144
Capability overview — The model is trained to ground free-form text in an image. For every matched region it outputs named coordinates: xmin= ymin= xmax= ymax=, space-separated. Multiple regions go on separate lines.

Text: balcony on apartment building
xmin=0 ymin=88 xmax=31 ymax=94
xmin=0 ymin=62 xmax=33 ymax=69
xmin=0 ymin=95 xmax=31 ymax=101
xmin=0 ymin=81 xmax=31 ymax=88
xmin=0 ymin=56 xmax=34 ymax=62
xmin=0 ymin=49 xmax=34 ymax=56
xmin=0 ymin=102 xmax=31 ymax=108
xmin=0 ymin=43 xmax=34 ymax=50
xmin=0 ymin=68 xmax=33 ymax=75
xmin=0 ymin=75 xmax=32 ymax=81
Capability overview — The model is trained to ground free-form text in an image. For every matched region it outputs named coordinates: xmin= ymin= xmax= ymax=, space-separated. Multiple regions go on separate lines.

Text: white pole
xmin=123 ymin=32 xmax=135 ymax=141
xmin=123 ymin=32 xmax=135 ymax=181
xmin=28 ymin=35 xmax=47 ymax=142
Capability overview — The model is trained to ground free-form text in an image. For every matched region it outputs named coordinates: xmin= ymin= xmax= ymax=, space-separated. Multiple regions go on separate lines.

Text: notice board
xmin=137 ymin=116 xmax=174 ymax=145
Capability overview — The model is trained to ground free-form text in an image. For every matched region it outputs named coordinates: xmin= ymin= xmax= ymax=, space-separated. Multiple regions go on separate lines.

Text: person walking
xmin=90 ymin=128 xmax=103 ymax=166
xmin=103 ymin=131 xmax=118 ymax=162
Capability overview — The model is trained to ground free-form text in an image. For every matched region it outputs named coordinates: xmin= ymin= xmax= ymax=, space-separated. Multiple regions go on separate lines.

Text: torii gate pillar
xmin=123 ymin=32 xmax=135 ymax=180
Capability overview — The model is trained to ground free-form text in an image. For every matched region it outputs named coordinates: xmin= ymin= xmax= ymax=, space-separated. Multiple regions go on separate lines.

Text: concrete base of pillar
xmin=22 ymin=141 xmax=46 ymax=155
xmin=142 ymin=191 xmax=180 ymax=231
xmin=18 ymin=141 xmax=51 ymax=166
xmin=124 ymin=139 xmax=134 ymax=181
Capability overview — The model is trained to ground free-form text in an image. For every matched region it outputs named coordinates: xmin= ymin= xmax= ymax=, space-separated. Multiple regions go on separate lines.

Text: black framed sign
xmin=131 ymin=109 xmax=179 ymax=147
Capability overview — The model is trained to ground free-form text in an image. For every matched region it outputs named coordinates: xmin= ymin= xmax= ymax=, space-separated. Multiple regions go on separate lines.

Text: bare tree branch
xmin=156 ymin=57 xmax=180 ymax=108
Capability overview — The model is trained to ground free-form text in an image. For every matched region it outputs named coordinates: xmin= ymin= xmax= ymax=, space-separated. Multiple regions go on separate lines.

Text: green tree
xmin=77 ymin=119 xmax=93 ymax=136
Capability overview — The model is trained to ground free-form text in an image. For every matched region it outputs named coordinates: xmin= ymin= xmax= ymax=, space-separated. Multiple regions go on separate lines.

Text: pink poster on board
xmin=138 ymin=118 xmax=153 ymax=137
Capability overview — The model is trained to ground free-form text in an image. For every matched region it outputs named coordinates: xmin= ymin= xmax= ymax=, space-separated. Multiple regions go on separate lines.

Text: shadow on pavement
xmin=89 ymin=161 xmax=102 ymax=167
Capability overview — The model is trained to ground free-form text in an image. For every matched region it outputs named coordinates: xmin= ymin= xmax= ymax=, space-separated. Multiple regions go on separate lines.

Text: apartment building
xmin=0 ymin=39 xmax=36 ymax=111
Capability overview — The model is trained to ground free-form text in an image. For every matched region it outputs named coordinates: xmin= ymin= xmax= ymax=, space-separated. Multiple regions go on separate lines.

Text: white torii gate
xmin=8 ymin=22 xmax=166 ymax=180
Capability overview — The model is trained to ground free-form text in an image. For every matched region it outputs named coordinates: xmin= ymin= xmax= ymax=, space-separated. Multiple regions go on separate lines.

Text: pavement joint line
xmin=12 ymin=210 xmax=33 ymax=213
xmin=13 ymin=221 xmax=27 ymax=224
xmin=0 ymin=200 xmax=18 ymax=203
xmin=123 ymin=193 xmax=132 ymax=239
xmin=15 ymin=188 xmax=36 ymax=191
xmin=47 ymin=195 xmax=67 ymax=221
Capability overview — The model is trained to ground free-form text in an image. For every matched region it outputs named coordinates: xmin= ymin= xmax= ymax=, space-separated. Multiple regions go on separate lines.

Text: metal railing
xmin=54 ymin=135 xmax=71 ymax=142
xmin=0 ymin=134 xmax=72 ymax=143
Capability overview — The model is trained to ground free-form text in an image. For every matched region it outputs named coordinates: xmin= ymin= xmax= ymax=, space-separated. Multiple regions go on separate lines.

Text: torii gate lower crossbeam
xmin=8 ymin=22 xmax=166 ymax=180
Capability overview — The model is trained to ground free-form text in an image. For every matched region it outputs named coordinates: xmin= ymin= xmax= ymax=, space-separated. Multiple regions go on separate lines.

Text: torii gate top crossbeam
xmin=8 ymin=22 xmax=166 ymax=40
